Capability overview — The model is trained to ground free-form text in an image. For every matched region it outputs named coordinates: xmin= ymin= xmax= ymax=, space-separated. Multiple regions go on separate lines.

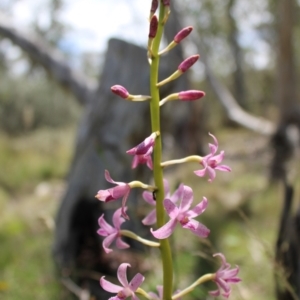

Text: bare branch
xmin=0 ymin=12 xmax=97 ymax=105
xmin=194 ymin=38 xmax=276 ymax=136
xmin=61 ymin=277 xmax=91 ymax=300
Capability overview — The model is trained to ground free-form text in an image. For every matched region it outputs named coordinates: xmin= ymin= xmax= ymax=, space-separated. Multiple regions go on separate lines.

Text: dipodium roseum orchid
xmin=151 ymin=185 xmax=210 ymax=239
xmin=126 ymin=132 xmax=158 ymax=169
xmin=194 ymin=133 xmax=231 ymax=182
xmin=142 ymin=179 xmax=183 ymax=226
xmin=95 ymin=170 xmax=131 ymax=216
xmin=100 ymin=263 xmax=145 ymax=300
xmin=209 ymin=253 xmax=241 ymax=299
xmin=97 ymin=207 xmax=129 ymax=253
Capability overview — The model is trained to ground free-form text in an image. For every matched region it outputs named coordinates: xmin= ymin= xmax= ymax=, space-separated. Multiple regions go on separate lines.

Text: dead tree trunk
xmin=270 ymin=0 xmax=300 ymax=180
xmin=275 ymin=182 xmax=300 ymax=300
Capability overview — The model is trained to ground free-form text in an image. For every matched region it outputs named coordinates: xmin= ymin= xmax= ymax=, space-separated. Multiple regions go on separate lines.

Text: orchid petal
xmin=169 ymin=183 xmax=184 ymax=203
xmin=112 ymin=207 xmax=126 ymax=229
xmin=146 ymin=156 xmax=153 ymax=169
xmin=98 ymin=214 xmax=115 ymax=234
xmin=194 ymin=168 xmax=207 ymax=177
xmin=206 ymin=167 xmax=216 ymax=182
xmin=151 ymin=218 xmax=177 ymax=239
xmin=121 ymin=189 xmax=131 ymax=219
xmin=142 ymin=191 xmax=156 ymax=205
xmin=215 ymin=165 xmax=231 ymax=172
xmin=142 ymin=209 xmax=156 ymax=225
xmin=104 ymin=170 xmax=125 ymax=185
xmin=163 ymin=179 xmax=170 ymax=196
xmin=116 ymin=237 xmax=130 ymax=249
xmin=182 ymin=219 xmax=210 ymax=237
xmin=100 ymin=277 xmax=123 ymax=293
xmin=117 ymin=263 xmax=130 ymax=287
xmin=187 ymin=197 xmax=208 ymax=218
xmin=102 ymin=233 xmax=118 ymax=253
xmin=129 ymin=273 xmax=145 ymax=291
xmin=163 ymin=199 xmax=179 ymax=219
xmin=211 ymin=151 xmax=225 ymax=165
xmin=179 ymin=185 xmax=193 ymax=212
xmin=110 ymin=185 xmax=130 ymax=200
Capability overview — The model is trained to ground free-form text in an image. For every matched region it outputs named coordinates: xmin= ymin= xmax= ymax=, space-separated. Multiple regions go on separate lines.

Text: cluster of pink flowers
xmin=95 ymin=1 xmax=240 ymax=299
xmin=95 ymin=129 xmax=239 ymax=298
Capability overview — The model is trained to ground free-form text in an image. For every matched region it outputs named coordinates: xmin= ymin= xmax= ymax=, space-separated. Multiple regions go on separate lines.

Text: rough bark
xmin=270 ymin=0 xmax=300 ymax=180
xmin=275 ymin=182 xmax=300 ymax=300
xmin=226 ymin=0 xmax=247 ymax=108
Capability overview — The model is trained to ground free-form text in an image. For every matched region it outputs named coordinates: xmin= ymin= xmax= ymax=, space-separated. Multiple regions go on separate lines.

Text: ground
xmin=0 ymin=126 xmax=298 ymax=299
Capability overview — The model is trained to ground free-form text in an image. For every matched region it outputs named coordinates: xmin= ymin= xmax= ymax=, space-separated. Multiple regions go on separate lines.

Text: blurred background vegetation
xmin=0 ymin=0 xmax=300 ymax=299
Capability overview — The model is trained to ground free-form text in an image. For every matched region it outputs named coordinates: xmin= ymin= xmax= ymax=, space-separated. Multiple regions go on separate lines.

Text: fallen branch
xmin=194 ymin=38 xmax=276 ymax=136
xmin=0 ymin=12 xmax=96 ymax=105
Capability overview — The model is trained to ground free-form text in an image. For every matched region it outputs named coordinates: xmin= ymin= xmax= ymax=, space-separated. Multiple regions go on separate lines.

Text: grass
xmin=0 ymin=126 xmax=299 ymax=299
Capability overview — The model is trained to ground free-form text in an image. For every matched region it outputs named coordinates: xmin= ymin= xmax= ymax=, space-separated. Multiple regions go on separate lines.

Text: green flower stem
xmin=171 ymin=273 xmax=215 ymax=299
xmin=161 ymin=155 xmax=203 ymax=168
xmin=128 ymin=181 xmax=157 ymax=191
xmin=120 ymin=230 xmax=160 ymax=247
xmin=136 ymin=287 xmax=152 ymax=299
xmin=149 ymin=3 xmax=173 ymax=300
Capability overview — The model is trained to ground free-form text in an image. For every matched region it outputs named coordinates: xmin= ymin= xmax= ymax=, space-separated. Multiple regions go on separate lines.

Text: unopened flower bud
xmin=179 ymin=90 xmax=205 ymax=101
xmin=111 ymin=85 xmax=151 ymax=101
xmin=178 ymin=54 xmax=199 ymax=73
xmin=157 ymin=55 xmax=200 ymax=87
xmin=149 ymin=15 xmax=158 ymax=38
xmin=150 ymin=0 xmax=158 ymax=13
xmin=162 ymin=0 xmax=170 ymax=6
xmin=111 ymin=85 xmax=129 ymax=99
xmin=160 ymin=90 xmax=205 ymax=106
xmin=174 ymin=26 xmax=193 ymax=43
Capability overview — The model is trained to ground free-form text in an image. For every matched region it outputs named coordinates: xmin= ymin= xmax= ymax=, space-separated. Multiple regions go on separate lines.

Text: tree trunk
xmin=226 ymin=0 xmax=247 ymax=108
xmin=270 ymin=0 xmax=300 ymax=180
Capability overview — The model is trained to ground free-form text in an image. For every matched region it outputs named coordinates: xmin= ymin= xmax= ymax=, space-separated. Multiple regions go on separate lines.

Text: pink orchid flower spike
xmin=95 ymin=170 xmax=131 ymax=218
xmin=97 ymin=207 xmax=129 ymax=253
xmin=126 ymin=132 xmax=157 ymax=169
xmin=100 ymin=263 xmax=145 ymax=300
xmin=194 ymin=133 xmax=231 ymax=182
xmin=151 ymin=185 xmax=210 ymax=239
xmin=142 ymin=179 xmax=183 ymax=226
xmin=209 ymin=253 xmax=241 ymax=299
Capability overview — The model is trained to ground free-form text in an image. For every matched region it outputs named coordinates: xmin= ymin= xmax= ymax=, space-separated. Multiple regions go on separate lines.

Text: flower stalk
xmin=97 ymin=1 xmax=240 ymax=299
xmin=149 ymin=3 xmax=173 ymax=299
xmin=120 ymin=230 xmax=160 ymax=247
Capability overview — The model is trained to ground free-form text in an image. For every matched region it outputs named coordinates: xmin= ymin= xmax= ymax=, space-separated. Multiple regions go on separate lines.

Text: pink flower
xmin=162 ymin=0 xmax=170 ymax=6
xmin=97 ymin=207 xmax=129 ymax=253
xmin=209 ymin=253 xmax=241 ymax=299
xmin=150 ymin=0 xmax=158 ymax=13
xmin=174 ymin=26 xmax=193 ymax=43
xmin=126 ymin=132 xmax=157 ymax=169
xmin=100 ymin=263 xmax=145 ymax=300
xmin=194 ymin=133 xmax=231 ymax=182
xmin=151 ymin=185 xmax=210 ymax=239
xmin=148 ymin=286 xmax=182 ymax=300
xmin=149 ymin=15 xmax=158 ymax=38
xmin=142 ymin=179 xmax=183 ymax=226
xmin=178 ymin=55 xmax=199 ymax=73
xmin=95 ymin=170 xmax=131 ymax=218
xmin=111 ymin=85 xmax=130 ymax=99
xmin=178 ymin=90 xmax=205 ymax=101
